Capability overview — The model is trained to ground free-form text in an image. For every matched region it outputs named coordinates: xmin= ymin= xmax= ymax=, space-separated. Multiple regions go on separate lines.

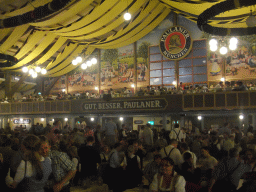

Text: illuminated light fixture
xmin=52 ymin=119 xmax=54 ymax=122
xmin=76 ymin=56 xmax=83 ymax=63
xmin=20 ymin=118 xmax=23 ymax=122
xmin=91 ymin=58 xmax=97 ymax=64
xmin=72 ymin=59 xmax=78 ymax=65
xmin=41 ymin=68 xmax=47 ymax=75
xmin=210 ymin=44 xmax=218 ymax=52
xmin=198 ymin=116 xmax=202 ymax=120
xmin=22 ymin=66 xmax=28 ymax=73
xmin=172 ymin=81 xmax=177 ymax=85
xmin=91 ymin=117 xmax=94 ymax=121
xmin=81 ymin=63 xmax=87 ymax=70
xmin=95 ymin=86 xmax=99 ymax=90
xmin=29 ymin=69 xmax=34 ymax=75
xmin=86 ymin=60 xmax=92 ymax=67
xmin=209 ymin=39 xmax=218 ymax=46
xmin=221 ymin=77 xmax=225 ymax=82
xmin=120 ymin=117 xmax=124 ymax=121
xmin=124 ymin=12 xmax=131 ymax=20
xmin=229 ymin=43 xmax=237 ymax=51
xmin=62 ymin=89 xmax=66 ymax=92
xmin=35 ymin=66 xmax=41 ymax=73
xmin=32 ymin=72 xmax=37 ymax=78
xmin=41 ymin=118 xmax=44 ymax=121
xmin=131 ymin=84 xmax=135 ymax=88
xmin=219 ymin=46 xmax=228 ymax=55
xmin=64 ymin=118 xmax=68 ymax=121
xmin=229 ymin=37 xmax=238 ymax=45
xmin=239 ymin=115 xmax=244 ymax=120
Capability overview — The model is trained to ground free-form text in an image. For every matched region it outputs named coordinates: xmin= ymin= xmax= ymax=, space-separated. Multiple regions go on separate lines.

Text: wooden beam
xmin=43 ymin=77 xmax=61 ymax=96
xmin=5 ymin=72 xmax=11 ymax=99
xmin=8 ymin=73 xmax=29 ymax=98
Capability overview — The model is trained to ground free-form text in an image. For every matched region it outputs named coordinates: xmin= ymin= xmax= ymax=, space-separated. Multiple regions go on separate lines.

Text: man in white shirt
xmin=102 ymin=118 xmax=118 ymax=148
xmin=141 ymin=124 xmax=154 ymax=148
xmin=169 ymin=124 xmax=186 ymax=142
xmin=159 ymin=139 xmax=184 ymax=167
xmin=180 ymin=142 xmax=197 ymax=168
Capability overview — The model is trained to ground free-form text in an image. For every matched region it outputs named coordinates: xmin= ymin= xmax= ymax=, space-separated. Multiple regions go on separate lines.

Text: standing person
xmin=209 ymin=148 xmax=252 ymax=192
xmin=169 ymin=123 xmax=186 ymax=142
xmin=78 ymin=136 xmax=101 ymax=185
xmin=159 ymin=139 xmax=184 ymax=170
xmin=8 ymin=135 xmax=52 ymax=192
xmin=123 ymin=145 xmax=142 ymax=189
xmin=108 ymin=142 xmax=126 ymax=192
xmin=141 ymin=123 xmax=153 ymax=151
xmin=102 ymin=118 xmax=118 ymax=148
xmin=44 ymin=139 xmax=76 ymax=192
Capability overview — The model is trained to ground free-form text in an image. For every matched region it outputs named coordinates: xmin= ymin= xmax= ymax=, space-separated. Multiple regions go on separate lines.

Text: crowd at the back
xmin=0 ymin=120 xmax=256 ymax=192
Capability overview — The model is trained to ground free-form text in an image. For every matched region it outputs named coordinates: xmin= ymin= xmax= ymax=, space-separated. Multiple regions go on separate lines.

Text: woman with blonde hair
xmin=8 ymin=135 xmax=52 ymax=192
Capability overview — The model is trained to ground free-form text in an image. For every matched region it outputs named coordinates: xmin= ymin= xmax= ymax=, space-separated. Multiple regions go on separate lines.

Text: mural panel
xmin=67 ymin=63 xmax=99 ymax=93
xmin=45 ymin=76 xmax=66 ymax=94
xmin=100 ymin=44 xmax=135 ymax=92
xmin=208 ymin=38 xmax=256 ymax=82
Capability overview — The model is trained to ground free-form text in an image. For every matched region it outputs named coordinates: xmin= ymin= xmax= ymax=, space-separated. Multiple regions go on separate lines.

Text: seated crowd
xmin=0 ymin=122 xmax=256 ymax=192
xmin=3 ymin=80 xmax=256 ymax=103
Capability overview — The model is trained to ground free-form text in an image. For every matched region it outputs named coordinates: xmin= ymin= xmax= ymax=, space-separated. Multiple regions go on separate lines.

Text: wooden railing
xmin=183 ymin=91 xmax=256 ymax=111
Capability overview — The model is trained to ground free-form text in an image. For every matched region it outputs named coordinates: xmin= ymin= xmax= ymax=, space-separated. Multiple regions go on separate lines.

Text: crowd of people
xmin=0 ymin=120 xmax=256 ymax=192
xmin=2 ymin=80 xmax=256 ymax=103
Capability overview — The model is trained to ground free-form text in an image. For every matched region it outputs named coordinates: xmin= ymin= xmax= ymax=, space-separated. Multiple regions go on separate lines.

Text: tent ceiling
xmin=0 ymin=0 xmax=255 ymax=77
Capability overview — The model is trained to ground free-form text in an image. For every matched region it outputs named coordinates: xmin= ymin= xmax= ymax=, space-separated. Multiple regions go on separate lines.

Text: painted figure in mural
xmin=209 ymin=58 xmax=221 ymax=75
xmin=168 ymin=35 xmax=183 ymax=54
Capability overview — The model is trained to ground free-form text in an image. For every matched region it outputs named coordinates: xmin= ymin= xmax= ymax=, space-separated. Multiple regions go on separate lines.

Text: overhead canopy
xmin=0 ymin=0 xmax=254 ymax=77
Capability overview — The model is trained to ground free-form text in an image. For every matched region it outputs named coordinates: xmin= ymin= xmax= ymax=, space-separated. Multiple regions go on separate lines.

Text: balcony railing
xmin=183 ymin=91 xmax=256 ymax=111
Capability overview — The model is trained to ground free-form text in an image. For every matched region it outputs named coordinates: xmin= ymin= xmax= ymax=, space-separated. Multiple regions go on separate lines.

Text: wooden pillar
xmin=134 ymin=42 xmax=137 ymax=94
xmin=98 ymin=49 xmax=101 ymax=94
xmin=173 ymin=13 xmax=179 ymax=88
xmin=5 ymin=72 xmax=11 ymax=99
xmin=65 ymin=74 xmax=68 ymax=94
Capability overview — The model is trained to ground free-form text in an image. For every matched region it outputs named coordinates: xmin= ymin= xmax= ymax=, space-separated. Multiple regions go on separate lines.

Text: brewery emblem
xmin=160 ymin=26 xmax=192 ymax=60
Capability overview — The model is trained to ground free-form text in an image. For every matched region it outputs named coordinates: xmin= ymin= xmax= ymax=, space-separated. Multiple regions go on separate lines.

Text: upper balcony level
xmin=0 ymin=91 xmax=256 ymax=115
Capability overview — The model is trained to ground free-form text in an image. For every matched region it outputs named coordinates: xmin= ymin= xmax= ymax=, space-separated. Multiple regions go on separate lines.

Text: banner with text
xmin=83 ymin=99 xmax=168 ymax=111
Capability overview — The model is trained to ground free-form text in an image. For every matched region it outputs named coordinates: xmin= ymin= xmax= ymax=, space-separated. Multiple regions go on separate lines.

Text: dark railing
xmin=183 ymin=91 xmax=256 ymax=111
xmin=1 ymin=91 xmax=256 ymax=115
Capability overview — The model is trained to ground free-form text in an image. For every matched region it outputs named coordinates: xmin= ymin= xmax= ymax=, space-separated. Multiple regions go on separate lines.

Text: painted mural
xmin=49 ymin=12 xmax=208 ymax=95
xmin=208 ymin=37 xmax=256 ymax=82
xmin=44 ymin=76 xmax=66 ymax=94
xmin=100 ymin=44 xmax=135 ymax=92
xmin=67 ymin=63 xmax=99 ymax=93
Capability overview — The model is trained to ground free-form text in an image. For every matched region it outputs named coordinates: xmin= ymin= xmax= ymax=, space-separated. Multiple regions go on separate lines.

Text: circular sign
xmin=159 ymin=26 xmax=192 ymax=60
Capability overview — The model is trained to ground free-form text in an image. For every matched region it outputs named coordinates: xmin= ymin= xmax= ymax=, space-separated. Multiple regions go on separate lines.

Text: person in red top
xmin=180 ymin=82 xmax=185 ymax=90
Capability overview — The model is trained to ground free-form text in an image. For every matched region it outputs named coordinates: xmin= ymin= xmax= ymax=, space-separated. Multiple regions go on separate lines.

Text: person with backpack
xmin=159 ymin=139 xmax=184 ymax=170
xmin=169 ymin=124 xmax=186 ymax=142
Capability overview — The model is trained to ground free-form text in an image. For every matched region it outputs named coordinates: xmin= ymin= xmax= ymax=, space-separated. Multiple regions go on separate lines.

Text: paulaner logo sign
xmin=83 ymin=99 xmax=167 ymax=110
xmin=160 ymin=26 xmax=192 ymax=60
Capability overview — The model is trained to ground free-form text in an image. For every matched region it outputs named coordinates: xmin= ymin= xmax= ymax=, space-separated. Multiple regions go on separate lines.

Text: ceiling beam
xmin=43 ymin=76 xmax=61 ymax=96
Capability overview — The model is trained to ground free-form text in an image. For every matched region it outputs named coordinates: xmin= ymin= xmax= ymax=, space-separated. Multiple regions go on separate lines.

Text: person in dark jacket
xmin=78 ymin=136 xmax=101 ymax=182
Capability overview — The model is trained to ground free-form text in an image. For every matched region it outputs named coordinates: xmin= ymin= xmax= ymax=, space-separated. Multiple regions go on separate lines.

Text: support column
xmin=134 ymin=42 xmax=137 ymax=94
xmin=201 ymin=117 xmax=204 ymax=131
xmin=173 ymin=13 xmax=179 ymax=88
xmin=252 ymin=114 xmax=256 ymax=130
xmin=98 ymin=49 xmax=101 ymax=94
xmin=162 ymin=114 xmax=167 ymax=130
xmin=31 ymin=117 xmax=34 ymax=126
xmin=70 ymin=117 xmax=75 ymax=130
xmin=65 ymin=74 xmax=69 ymax=94
xmin=5 ymin=72 xmax=11 ymax=99
xmin=99 ymin=115 xmax=103 ymax=128
xmin=243 ymin=114 xmax=249 ymax=131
